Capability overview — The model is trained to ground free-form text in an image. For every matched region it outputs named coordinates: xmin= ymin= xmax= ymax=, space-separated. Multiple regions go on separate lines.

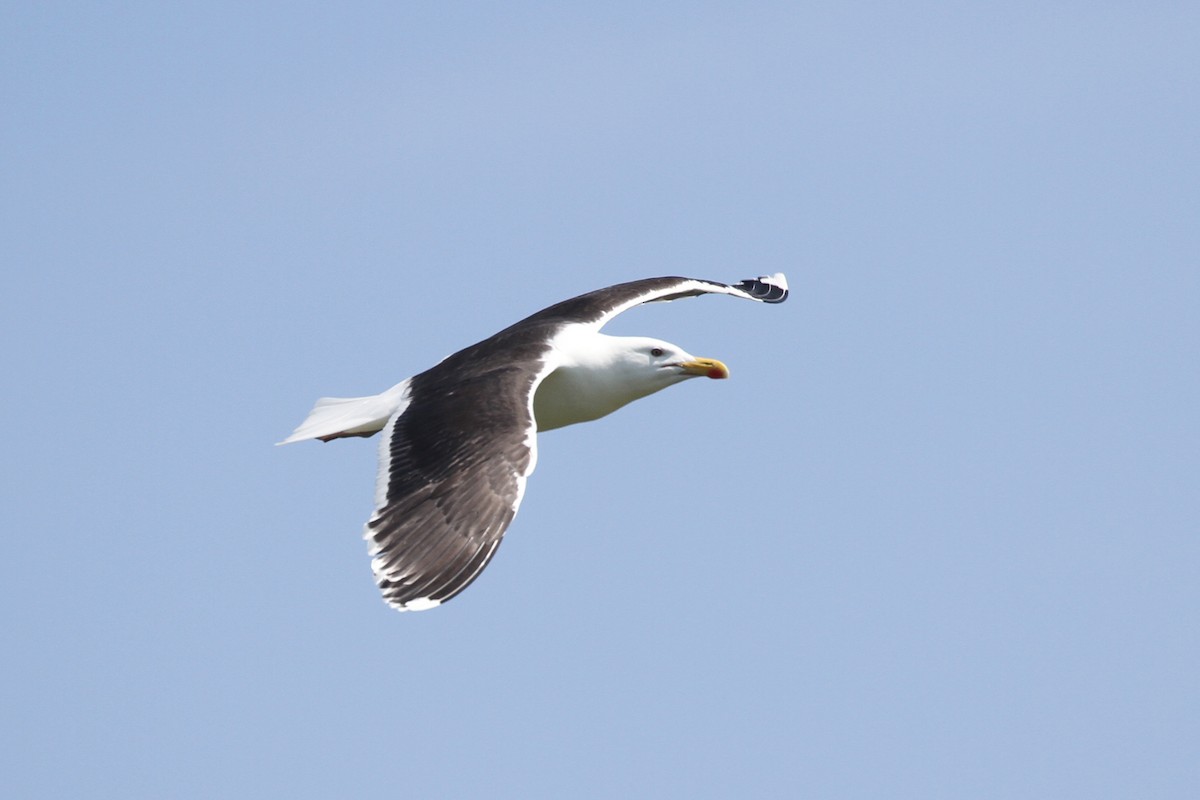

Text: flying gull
xmin=281 ymin=273 xmax=788 ymax=611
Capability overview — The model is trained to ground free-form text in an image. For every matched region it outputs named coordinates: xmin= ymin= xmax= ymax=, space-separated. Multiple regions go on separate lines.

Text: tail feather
xmin=278 ymin=380 xmax=410 ymax=445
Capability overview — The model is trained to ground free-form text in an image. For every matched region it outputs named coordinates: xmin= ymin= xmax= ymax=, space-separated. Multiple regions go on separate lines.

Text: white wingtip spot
xmin=399 ymin=597 xmax=442 ymax=612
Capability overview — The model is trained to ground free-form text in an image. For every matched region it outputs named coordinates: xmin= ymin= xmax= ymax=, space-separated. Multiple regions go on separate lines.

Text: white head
xmin=535 ymin=331 xmax=729 ymax=430
xmin=606 ymin=335 xmax=730 ymax=388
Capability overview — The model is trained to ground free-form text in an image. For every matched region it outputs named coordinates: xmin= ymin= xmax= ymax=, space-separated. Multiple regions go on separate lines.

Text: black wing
xmin=511 ymin=272 xmax=789 ymax=330
xmin=364 ymin=349 xmax=549 ymax=611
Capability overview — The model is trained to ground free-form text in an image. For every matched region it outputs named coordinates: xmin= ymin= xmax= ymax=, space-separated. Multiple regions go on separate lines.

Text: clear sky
xmin=3 ymin=3 xmax=1197 ymax=798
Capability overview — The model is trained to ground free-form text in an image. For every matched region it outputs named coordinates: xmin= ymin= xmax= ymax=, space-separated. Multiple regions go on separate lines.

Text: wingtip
xmin=737 ymin=272 xmax=789 ymax=303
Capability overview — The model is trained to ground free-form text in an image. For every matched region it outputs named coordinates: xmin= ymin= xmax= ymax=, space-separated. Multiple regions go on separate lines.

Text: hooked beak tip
xmin=679 ymin=358 xmax=729 ymax=379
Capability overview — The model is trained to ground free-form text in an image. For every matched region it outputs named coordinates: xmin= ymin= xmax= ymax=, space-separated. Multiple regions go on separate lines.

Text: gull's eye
xmin=650 ymin=347 xmax=665 ymax=357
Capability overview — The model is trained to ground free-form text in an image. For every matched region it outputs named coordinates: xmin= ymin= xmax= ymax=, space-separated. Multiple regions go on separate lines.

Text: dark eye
xmin=650 ymin=347 xmax=664 ymax=357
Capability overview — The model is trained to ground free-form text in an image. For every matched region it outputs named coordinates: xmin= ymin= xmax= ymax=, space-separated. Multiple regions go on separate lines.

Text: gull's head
xmin=615 ymin=336 xmax=730 ymax=388
xmin=534 ymin=330 xmax=731 ymax=431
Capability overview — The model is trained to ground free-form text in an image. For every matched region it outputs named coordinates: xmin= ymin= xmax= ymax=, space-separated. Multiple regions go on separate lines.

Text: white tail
xmin=278 ymin=380 xmax=411 ymax=444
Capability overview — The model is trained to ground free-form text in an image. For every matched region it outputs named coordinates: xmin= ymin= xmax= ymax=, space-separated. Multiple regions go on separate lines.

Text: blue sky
xmin=3 ymin=3 xmax=1197 ymax=797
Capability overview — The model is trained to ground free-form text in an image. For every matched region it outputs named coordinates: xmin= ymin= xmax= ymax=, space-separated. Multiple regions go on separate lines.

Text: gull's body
xmin=282 ymin=273 xmax=788 ymax=611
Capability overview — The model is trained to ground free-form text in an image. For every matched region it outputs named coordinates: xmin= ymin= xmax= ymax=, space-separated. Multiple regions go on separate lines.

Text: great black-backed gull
xmin=282 ymin=273 xmax=788 ymax=612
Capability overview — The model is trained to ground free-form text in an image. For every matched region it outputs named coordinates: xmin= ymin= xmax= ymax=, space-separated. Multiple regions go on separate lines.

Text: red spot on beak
xmin=682 ymin=358 xmax=729 ymax=379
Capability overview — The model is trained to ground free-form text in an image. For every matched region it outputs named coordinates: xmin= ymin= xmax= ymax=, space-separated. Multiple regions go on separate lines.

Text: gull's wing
xmin=510 ymin=272 xmax=789 ymax=332
xmin=363 ymin=341 xmax=558 ymax=611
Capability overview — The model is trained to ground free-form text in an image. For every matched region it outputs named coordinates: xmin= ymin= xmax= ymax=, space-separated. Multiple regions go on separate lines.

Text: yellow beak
xmin=678 ymin=357 xmax=730 ymax=380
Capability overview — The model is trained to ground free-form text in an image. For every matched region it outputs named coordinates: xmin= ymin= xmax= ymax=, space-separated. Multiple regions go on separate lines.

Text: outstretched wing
xmin=363 ymin=338 xmax=556 ymax=611
xmin=510 ymin=272 xmax=789 ymax=331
